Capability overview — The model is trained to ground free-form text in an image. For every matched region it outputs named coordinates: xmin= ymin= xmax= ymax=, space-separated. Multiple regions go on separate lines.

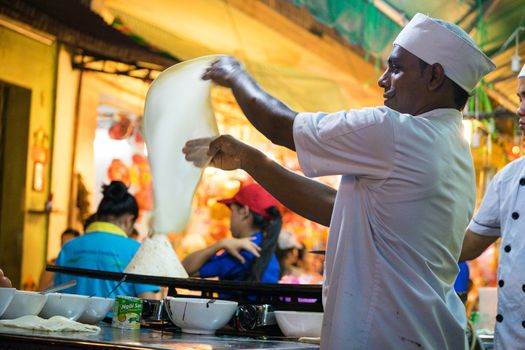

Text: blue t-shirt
xmin=199 ymin=231 xmax=280 ymax=283
xmin=54 ymin=224 xmax=159 ymax=298
xmin=454 ymin=262 xmax=470 ymax=293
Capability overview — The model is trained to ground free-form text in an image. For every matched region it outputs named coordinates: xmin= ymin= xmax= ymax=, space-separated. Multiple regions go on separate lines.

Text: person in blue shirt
xmin=54 ymin=181 xmax=159 ymax=299
xmin=182 ymin=183 xmax=281 ymax=283
xmin=454 ymin=261 xmax=470 ymax=304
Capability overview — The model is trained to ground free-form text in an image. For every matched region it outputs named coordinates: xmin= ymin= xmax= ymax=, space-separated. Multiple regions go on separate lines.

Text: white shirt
xmin=293 ymin=106 xmax=474 ymax=349
xmin=468 ymin=156 xmax=525 ymax=350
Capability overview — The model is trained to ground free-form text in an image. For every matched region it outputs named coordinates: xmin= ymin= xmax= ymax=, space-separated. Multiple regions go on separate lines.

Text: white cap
xmin=278 ymin=231 xmax=302 ymax=250
xmin=393 ymin=13 xmax=495 ymax=93
xmin=519 ymin=64 xmax=525 ymax=78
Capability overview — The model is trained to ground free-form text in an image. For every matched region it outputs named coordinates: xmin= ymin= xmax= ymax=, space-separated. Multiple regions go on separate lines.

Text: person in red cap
xmin=182 ymin=183 xmax=282 ymax=283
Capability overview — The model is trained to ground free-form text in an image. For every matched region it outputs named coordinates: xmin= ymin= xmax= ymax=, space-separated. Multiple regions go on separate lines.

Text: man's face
xmin=378 ymin=45 xmax=428 ymax=115
xmin=517 ymin=77 xmax=525 ymax=135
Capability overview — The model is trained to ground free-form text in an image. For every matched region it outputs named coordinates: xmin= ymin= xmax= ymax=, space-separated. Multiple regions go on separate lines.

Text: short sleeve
xmin=468 ymin=173 xmax=501 ymax=237
xmin=199 ymin=252 xmax=254 ymax=279
xmin=292 ymin=107 xmax=395 ymax=178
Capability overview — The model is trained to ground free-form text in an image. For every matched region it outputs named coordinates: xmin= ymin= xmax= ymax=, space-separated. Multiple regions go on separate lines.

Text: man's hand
xmin=203 ymin=56 xmax=296 ymax=150
xmin=221 ymin=237 xmax=261 ymax=264
xmin=182 ymin=137 xmax=217 ymax=168
xmin=0 ymin=268 xmax=12 ymax=288
xmin=183 ymin=135 xmax=256 ymax=171
xmin=202 ymin=56 xmax=246 ymax=88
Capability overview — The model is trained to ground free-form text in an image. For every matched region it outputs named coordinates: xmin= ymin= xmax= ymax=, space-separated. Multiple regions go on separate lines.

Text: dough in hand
xmin=144 ymin=55 xmax=221 ymax=234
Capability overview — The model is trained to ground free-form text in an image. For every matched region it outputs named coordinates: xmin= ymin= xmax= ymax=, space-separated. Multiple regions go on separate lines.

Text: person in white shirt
xmin=460 ymin=64 xmax=525 ymax=350
xmin=184 ymin=13 xmax=494 ymax=349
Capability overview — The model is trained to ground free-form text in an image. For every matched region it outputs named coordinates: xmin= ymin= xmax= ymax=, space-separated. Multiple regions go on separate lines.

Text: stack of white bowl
xmin=0 ymin=288 xmax=114 ymax=324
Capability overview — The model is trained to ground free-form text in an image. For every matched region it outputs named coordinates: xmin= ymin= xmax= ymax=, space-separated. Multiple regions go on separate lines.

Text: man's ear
xmin=428 ymin=63 xmax=446 ymax=91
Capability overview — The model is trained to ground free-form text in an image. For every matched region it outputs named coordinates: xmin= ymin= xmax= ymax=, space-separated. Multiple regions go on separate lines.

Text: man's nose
xmin=378 ymin=72 xmax=388 ymax=88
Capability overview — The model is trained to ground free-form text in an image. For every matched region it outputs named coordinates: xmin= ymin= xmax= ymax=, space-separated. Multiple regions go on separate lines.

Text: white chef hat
xmin=519 ymin=64 xmax=525 ymax=78
xmin=393 ymin=13 xmax=495 ymax=93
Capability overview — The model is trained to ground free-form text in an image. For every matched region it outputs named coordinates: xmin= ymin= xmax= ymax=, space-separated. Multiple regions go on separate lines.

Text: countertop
xmin=0 ymin=323 xmax=320 ymax=350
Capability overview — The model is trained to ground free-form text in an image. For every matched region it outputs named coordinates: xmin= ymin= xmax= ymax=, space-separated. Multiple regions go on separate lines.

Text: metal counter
xmin=0 ymin=323 xmax=319 ymax=350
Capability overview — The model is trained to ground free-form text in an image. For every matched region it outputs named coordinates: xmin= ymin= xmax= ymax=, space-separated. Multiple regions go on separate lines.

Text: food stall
xmin=0 ymin=265 xmax=323 ymax=349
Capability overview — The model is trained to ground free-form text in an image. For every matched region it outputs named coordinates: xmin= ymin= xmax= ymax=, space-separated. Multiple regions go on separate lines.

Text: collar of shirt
xmin=85 ymin=221 xmax=128 ymax=238
xmin=415 ymin=108 xmax=462 ymax=119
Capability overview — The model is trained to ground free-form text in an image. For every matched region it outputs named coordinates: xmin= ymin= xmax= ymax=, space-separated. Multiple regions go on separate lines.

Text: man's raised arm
xmin=202 ymin=56 xmax=297 ymax=150
xmin=184 ymin=136 xmax=335 ymax=226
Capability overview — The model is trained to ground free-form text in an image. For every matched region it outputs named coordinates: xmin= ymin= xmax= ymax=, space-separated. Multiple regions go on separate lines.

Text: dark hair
xmin=83 ymin=213 xmax=98 ymax=232
xmin=244 ymin=206 xmax=282 ymax=282
xmin=276 ymin=247 xmax=295 ymax=278
xmin=276 ymin=243 xmax=306 ymax=278
xmin=418 ymin=59 xmax=469 ymax=110
xmin=61 ymin=228 xmax=80 ymax=238
xmin=96 ymin=181 xmax=138 ymax=221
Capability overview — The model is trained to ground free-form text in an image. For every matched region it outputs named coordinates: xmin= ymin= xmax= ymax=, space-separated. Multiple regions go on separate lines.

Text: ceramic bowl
xmin=77 ymin=296 xmax=115 ymax=324
xmin=1 ymin=290 xmax=47 ymax=319
xmin=274 ymin=311 xmax=323 ymax=338
xmin=0 ymin=288 xmax=16 ymax=318
xmin=165 ymin=297 xmax=238 ymax=334
xmin=39 ymin=293 xmax=90 ymax=320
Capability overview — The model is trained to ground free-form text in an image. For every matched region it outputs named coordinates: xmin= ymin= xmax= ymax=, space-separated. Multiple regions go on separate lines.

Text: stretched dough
xmin=144 ymin=55 xmax=221 ymax=234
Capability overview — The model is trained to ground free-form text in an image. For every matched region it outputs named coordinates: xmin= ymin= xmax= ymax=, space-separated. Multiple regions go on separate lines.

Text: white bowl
xmin=39 ymin=293 xmax=90 ymax=320
xmin=165 ymin=298 xmax=238 ymax=334
xmin=0 ymin=288 xmax=16 ymax=318
xmin=77 ymin=296 xmax=114 ymax=324
xmin=1 ymin=290 xmax=47 ymax=319
xmin=275 ymin=311 xmax=323 ymax=338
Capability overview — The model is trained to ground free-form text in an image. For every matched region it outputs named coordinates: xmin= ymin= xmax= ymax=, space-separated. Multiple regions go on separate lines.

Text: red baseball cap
xmin=218 ymin=183 xmax=280 ymax=219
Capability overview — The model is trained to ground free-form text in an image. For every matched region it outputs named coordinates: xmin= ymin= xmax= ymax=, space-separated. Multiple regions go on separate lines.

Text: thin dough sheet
xmin=144 ymin=55 xmax=221 ymax=234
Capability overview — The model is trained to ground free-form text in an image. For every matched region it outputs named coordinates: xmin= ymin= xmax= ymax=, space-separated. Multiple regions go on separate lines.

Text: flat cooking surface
xmin=0 ymin=323 xmax=319 ymax=350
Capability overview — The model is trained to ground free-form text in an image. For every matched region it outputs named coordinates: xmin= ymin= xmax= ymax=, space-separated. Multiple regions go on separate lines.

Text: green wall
xmin=0 ymin=25 xmax=57 ymax=288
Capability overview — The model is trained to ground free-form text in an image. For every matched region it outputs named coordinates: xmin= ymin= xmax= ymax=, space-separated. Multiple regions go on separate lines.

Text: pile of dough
xmin=124 ymin=235 xmax=188 ymax=278
xmin=0 ymin=315 xmax=100 ymax=332
xmin=144 ymin=55 xmax=221 ymax=234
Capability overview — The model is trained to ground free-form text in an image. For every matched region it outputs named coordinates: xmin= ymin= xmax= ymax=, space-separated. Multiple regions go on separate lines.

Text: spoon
xmin=39 ymin=280 xmax=77 ymax=294
xmin=96 ymin=274 xmax=127 ymax=298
